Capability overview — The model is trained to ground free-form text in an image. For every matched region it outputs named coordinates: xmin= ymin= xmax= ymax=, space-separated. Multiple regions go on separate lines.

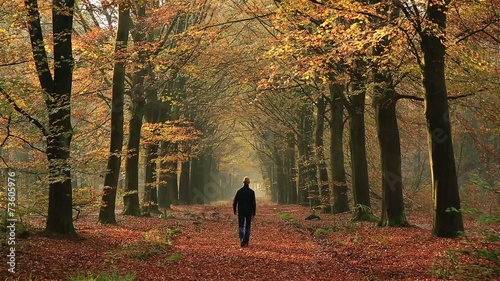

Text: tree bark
xmin=179 ymin=160 xmax=191 ymax=204
xmin=348 ymin=71 xmax=375 ymax=222
xmin=287 ymin=133 xmax=297 ymax=204
xmin=189 ymin=155 xmax=205 ymax=204
xmin=315 ymin=96 xmax=330 ymax=212
xmin=142 ymin=139 xmax=159 ymax=216
xmin=122 ymin=93 xmax=145 ymax=216
xmin=273 ymin=146 xmax=286 ymax=204
xmin=297 ymin=104 xmax=317 ymax=206
xmin=328 ymin=83 xmax=350 ymax=214
xmin=141 ymin=87 xmax=162 ymax=216
xmin=157 ymin=140 xmax=178 ymax=208
xmin=370 ymin=5 xmax=408 ymax=226
xmin=123 ymin=5 xmax=147 ymax=216
xmin=98 ymin=3 xmax=130 ymax=224
xmin=421 ymin=0 xmax=463 ymax=237
xmin=25 ymin=0 xmax=76 ymax=233
xmin=374 ymin=91 xmax=408 ymax=226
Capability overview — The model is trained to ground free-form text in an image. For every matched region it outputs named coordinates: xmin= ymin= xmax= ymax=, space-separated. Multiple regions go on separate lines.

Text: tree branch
xmin=455 ymin=20 xmax=500 ymax=45
xmin=397 ymin=94 xmax=423 ymax=101
xmin=24 ymin=0 xmax=54 ymax=95
xmin=397 ymin=93 xmax=474 ymax=101
xmin=0 ymin=113 xmax=11 ymax=147
xmin=0 ymin=86 xmax=49 ymax=136
xmin=0 ymin=60 xmax=30 ymax=67
xmin=447 ymin=93 xmax=474 ymax=100
xmin=200 ymin=13 xmax=275 ymax=30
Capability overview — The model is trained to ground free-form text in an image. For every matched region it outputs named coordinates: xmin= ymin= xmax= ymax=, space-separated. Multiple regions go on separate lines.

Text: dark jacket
xmin=233 ymin=184 xmax=256 ymax=216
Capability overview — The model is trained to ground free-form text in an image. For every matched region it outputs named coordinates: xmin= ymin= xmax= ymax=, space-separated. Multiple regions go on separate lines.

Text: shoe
xmin=243 ymin=240 xmax=248 ymax=247
xmin=240 ymin=239 xmax=245 ymax=247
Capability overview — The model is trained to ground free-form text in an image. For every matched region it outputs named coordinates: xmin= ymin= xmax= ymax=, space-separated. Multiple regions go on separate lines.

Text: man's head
xmin=243 ymin=176 xmax=250 ymax=185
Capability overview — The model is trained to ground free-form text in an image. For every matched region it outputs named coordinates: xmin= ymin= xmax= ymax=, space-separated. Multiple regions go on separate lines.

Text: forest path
xmin=170 ymin=202 xmax=363 ymax=280
xmin=5 ymin=201 xmax=473 ymax=280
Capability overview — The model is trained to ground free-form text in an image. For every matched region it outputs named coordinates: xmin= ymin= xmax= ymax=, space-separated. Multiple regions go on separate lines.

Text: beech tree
xmin=395 ymin=0 xmax=465 ymax=237
xmin=1 ymin=0 xmax=77 ymax=233
xmin=98 ymin=2 xmax=130 ymax=224
xmin=367 ymin=1 xmax=408 ymax=226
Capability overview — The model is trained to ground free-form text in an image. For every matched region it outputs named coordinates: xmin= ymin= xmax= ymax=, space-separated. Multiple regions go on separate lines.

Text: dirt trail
xmin=4 ymin=201 xmax=480 ymax=280
xmin=170 ymin=202 xmax=363 ymax=281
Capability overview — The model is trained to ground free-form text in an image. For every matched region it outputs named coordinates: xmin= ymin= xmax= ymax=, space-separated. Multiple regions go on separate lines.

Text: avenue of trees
xmin=0 ymin=0 xmax=498 ymax=238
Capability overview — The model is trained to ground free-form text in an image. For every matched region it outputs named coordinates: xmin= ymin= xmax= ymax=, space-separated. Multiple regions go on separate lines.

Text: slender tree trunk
xmin=374 ymin=92 xmax=408 ymax=226
xmin=141 ymin=90 xmax=161 ymax=216
xmin=123 ymin=5 xmax=148 ymax=216
xmin=348 ymin=72 xmax=375 ymax=222
xmin=98 ymin=4 xmax=129 ymax=224
xmin=190 ymin=155 xmax=205 ymax=204
xmin=371 ymin=9 xmax=408 ymax=225
xmin=421 ymin=0 xmax=463 ymax=237
xmin=328 ymin=83 xmax=349 ymax=214
xmin=158 ymin=141 xmax=178 ymax=209
xmin=123 ymin=94 xmax=145 ymax=216
xmin=297 ymin=145 xmax=308 ymax=205
xmin=297 ymin=104 xmax=317 ymax=206
xmin=274 ymin=148 xmax=286 ymax=204
xmin=24 ymin=0 xmax=75 ymax=233
xmin=287 ymin=133 xmax=297 ymax=204
xmin=166 ymin=142 xmax=179 ymax=205
xmin=142 ymin=142 xmax=159 ymax=215
xmin=179 ymin=160 xmax=191 ymax=204
xmin=315 ymin=96 xmax=330 ymax=212
xmin=157 ymin=141 xmax=178 ymax=208
xmin=266 ymin=164 xmax=277 ymax=202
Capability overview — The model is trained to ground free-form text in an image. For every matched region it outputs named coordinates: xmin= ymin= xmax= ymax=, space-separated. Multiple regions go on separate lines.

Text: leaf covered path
xmin=2 ymin=202 xmax=492 ymax=280
xmin=172 ymin=203 xmax=361 ymax=280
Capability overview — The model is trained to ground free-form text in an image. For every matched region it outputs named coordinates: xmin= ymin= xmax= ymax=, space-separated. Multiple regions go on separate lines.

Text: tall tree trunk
xmin=315 ymin=96 xmax=330 ymax=212
xmin=371 ymin=3 xmax=408 ymax=226
xmin=297 ymin=104 xmax=316 ymax=206
xmin=205 ymin=156 xmax=220 ymax=203
xmin=24 ymin=0 xmax=75 ymax=233
xmin=123 ymin=5 xmax=147 ymax=216
xmin=348 ymin=71 xmax=375 ymax=222
xmin=274 ymin=147 xmax=286 ymax=204
xmin=190 ymin=155 xmax=205 ymax=204
xmin=157 ymin=140 xmax=178 ymax=208
xmin=179 ymin=160 xmax=191 ymax=204
xmin=328 ymin=83 xmax=349 ymax=214
xmin=267 ymin=164 xmax=277 ymax=202
xmin=98 ymin=4 xmax=130 ymax=224
xmin=167 ymin=143 xmax=179 ymax=205
xmin=142 ymin=139 xmax=159 ymax=216
xmin=141 ymin=89 xmax=161 ymax=215
xmin=374 ymin=91 xmax=408 ymax=226
xmin=141 ymin=143 xmax=157 ymax=216
xmin=287 ymin=133 xmax=297 ymax=204
xmin=421 ymin=0 xmax=463 ymax=237
xmin=122 ymin=94 xmax=145 ymax=215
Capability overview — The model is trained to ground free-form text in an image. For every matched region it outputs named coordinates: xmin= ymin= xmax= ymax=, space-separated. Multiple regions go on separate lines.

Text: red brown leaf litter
xmin=1 ymin=202 xmax=498 ymax=280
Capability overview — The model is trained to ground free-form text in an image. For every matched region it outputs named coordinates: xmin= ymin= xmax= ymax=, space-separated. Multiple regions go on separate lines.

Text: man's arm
xmin=252 ymin=190 xmax=256 ymax=217
xmin=233 ymin=191 xmax=239 ymax=215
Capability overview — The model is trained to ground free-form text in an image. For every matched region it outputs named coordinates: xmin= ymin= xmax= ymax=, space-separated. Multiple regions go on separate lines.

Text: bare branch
xmin=0 ymin=60 xmax=30 ymax=67
xmin=200 ymin=13 xmax=275 ymax=30
xmin=0 ymin=86 xmax=49 ymax=136
xmin=397 ymin=93 xmax=474 ymax=102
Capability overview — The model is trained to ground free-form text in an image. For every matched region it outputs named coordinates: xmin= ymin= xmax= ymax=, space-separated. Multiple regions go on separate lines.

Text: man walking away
xmin=233 ymin=176 xmax=256 ymax=247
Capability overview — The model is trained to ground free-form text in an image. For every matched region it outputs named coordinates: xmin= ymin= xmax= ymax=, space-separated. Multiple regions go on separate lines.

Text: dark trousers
xmin=238 ymin=214 xmax=252 ymax=242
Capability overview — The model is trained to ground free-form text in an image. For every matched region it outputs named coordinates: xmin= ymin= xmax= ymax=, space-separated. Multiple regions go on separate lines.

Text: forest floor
xmin=2 ymin=201 xmax=499 ymax=281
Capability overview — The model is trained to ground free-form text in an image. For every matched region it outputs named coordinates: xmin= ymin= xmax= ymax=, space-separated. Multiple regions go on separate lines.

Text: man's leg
xmin=238 ymin=215 xmax=245 ymax=246
xmin=244 ymin=214 xmax=252 ymax=245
